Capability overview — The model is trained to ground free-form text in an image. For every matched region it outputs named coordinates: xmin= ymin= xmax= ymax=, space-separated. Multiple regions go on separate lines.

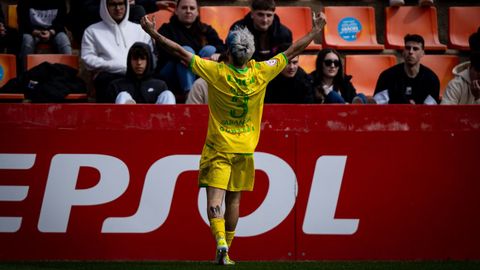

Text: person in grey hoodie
xmin=108 ymin=42 xmax=175 ymax=104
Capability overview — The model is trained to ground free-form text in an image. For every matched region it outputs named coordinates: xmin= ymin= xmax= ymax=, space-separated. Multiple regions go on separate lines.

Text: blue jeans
xmin=325 ymin=91 xmax=368 ymax=104
xmin=159 ymin=45 xmax=216 ymax=93
xmin=325 ymin=90 xmax=346 ymax=104
xmin=19 ymin=32 xmax=72 ymax=71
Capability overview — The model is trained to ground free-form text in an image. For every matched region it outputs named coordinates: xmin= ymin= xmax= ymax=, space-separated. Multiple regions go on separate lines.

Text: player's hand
xmin=312 ymin=11 xmax=327 ymax=34
xmin=210 ymin=53 xmax=220 ymax=62
xmin=140 ymin=16 xmax=156 ymax=36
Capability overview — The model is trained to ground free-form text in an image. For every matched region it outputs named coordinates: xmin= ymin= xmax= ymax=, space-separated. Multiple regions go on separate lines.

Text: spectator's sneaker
xmin=419 ymin=0 xmax=434 ymax=6
xmin=389 ymin=0 xmax=405 ymax=6
xmin=125 ymin=99 xmax=136 ymax=104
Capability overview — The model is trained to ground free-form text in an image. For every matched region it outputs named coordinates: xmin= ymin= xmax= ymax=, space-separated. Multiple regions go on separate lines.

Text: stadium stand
xmin=323 ymin=6 xmax=384 ymax=50
xmin=275 ymin=6 xmax=321 ymax=50
xmin=345 ymin=54 xmax=397 ymax=97
xmin=199 ymin=6 xmax=250 ymax=42
xmin=385 ymin=6 xmax=447 ymax=51
xmin=448 ymin=6 xmax=480 ymax=50
xmin=421 ymin=54 xmax=460 ymax=98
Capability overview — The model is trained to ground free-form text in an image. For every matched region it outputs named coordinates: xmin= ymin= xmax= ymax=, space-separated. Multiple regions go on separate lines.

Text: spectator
xmin=441 ymin=29 xmax=480 ymax=105
xmin=108 ymin=42 xmax=175 ymax=104
xmin=373 ymin=34 xmax=440 ymax=104
xmin=310 ymin=48 xmax=365 ymax=104
xmin=389 ymin=0 xmax=434 ymax=6
xmin=229 ymin=0 xmax=292 ymax=61
xmin=81 ymin=0 xmax=152 ymax=103
xmin=68 ymin=0 xmax=171 ymax=44
xmin=154 ymin=0 xmax=225 ymax=98
xmin=18 ymin=0 xmax=72 ymax=71
xmin=265 ymin=44 xmax=312 ymax=103
xmin=186 ymin=77 xmax=208 ymax=104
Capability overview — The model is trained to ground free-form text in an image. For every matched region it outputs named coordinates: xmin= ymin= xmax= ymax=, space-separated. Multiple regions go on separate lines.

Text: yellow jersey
xmin=190 ymin=53 xmax=288 ymax=153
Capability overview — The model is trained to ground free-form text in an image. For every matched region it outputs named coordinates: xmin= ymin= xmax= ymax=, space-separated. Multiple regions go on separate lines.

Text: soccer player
xmin=140 ymin=11 xmax=326 ymax=265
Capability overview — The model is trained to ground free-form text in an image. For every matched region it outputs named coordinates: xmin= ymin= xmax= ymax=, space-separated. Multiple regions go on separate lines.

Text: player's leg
xmin=224 ymin=191 xmax=241 ymax=248
xmin=206 ymin=187 xmax=229 ymax=264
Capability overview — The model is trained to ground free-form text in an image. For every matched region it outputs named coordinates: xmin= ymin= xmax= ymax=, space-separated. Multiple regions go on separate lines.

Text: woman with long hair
xmin=155 ymin=0 xmax=225 ymax=98
xmin=310 ymin=48 xmax=365 ymax=104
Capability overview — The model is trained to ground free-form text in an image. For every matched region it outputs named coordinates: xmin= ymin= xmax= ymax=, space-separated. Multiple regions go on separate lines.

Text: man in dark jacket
xmin=108 ymin=42 xmax=175 ymax=104
xmin=265 ymin=44 xmax=312 ymax=103
xmin=229 ymin=0 xmax=292 ymax=61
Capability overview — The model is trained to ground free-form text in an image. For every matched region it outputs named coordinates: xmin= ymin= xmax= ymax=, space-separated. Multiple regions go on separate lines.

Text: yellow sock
xmin=226 ymin=230 xmax=235 ymax=248
xmin=209 ymin=218 xmax=226 ymax=241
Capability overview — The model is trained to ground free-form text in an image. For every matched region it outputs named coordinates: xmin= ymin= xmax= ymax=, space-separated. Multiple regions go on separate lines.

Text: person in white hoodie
xmin=81 ymin=0 xmax=152 ymax=103
xmin=442 ymin=29 xmax=480 ymax=105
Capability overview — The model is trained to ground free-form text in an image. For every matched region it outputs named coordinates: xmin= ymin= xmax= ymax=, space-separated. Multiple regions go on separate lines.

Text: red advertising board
xmin=0 ymin=104 xmax=479 ymax=261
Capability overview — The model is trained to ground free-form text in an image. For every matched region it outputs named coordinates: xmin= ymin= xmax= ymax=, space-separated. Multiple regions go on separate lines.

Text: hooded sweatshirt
xmin=108 ymin=42 xmax=169 ymax=103
xmin=441 ymin=61 xmax=480 ymax=105
xmin=81 ymin=0 xmax=152 ymax=75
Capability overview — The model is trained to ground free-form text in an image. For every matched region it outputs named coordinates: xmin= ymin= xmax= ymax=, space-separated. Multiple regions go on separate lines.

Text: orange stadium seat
xmin=0 ymin=54 xmax=23 ymax=100
xmin=199 ymin=6 xmax=250 ymax=42
xmin=147 ymin=8 xmax=175 ymax=30
xmin=298 ymin=54 xmax=316 ymax=74
xmin=26 ymin=54 xmax=79 ymax=70
xmin=323 ymin=6 xmax=383 ymax=50
xmin=385 ymin=6 xmax=446 ymax=51
xmin=275 ymin=6 xmax=321 ymax=51
xmin=7 ymin=5 xmax=18 ymax=30
xmin=345 ymin=54 xmax=397 ymax=97
xmin=421 ymin=55 xmax=460 ymax=98
xmin=0 ymin=54 xmax=16 ymax=88
xmin=26 ymin=54 xmax=87 ymax=100
xmin=448 ymin=7 xmax=480 ymax=50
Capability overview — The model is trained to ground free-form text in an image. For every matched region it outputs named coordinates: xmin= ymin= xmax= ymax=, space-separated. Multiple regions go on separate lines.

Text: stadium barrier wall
xmin=0 ymin=104 xmax=479 ymax=261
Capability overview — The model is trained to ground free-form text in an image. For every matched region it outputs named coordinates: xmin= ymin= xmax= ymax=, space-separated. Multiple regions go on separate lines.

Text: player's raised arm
xmin=140 ymin=15 xmax=194 ymax=66
xmin=283 ymin=11 xmax=326 ymax=61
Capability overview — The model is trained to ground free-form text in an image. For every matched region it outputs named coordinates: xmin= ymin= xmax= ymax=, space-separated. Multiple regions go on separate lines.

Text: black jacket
xmin=230 ymin=13 xmax=292 ymax=61
xmin=156 ymin=15 xmax=225 ymax=70
xmin=265 ymin=67 xmax=313 ymax=104
xmin=108 ymin=42 xmax=169 ymax=103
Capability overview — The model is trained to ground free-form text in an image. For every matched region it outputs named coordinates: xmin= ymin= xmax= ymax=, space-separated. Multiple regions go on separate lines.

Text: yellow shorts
xmin=198 ymin=144 xmax=255 ymax=192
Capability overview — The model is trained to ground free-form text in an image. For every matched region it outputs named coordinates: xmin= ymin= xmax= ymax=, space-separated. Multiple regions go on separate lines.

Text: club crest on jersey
xmin=266 ymin=59 xmax=278 ymax=66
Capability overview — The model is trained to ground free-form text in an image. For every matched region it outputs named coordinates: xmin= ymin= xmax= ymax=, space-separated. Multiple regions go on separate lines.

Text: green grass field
xmin=1 ymin=261 xmax=480 ymax=270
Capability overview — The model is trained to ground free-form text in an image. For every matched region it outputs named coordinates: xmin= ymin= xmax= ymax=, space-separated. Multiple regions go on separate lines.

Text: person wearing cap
xmin=140 ymin=10 xmax=326 ymax=265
